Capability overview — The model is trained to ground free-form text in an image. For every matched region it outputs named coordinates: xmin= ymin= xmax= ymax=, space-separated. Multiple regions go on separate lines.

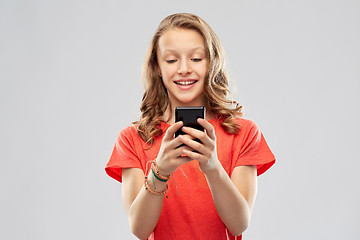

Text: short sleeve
xmin=236 ymin=120 xmax=275 ymax=176
xmin=105 ymin=126 xmax=143 ymax=183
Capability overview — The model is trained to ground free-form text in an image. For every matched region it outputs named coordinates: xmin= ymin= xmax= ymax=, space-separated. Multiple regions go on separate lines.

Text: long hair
xmin=134 ymin=13 xmax=243 ymax=144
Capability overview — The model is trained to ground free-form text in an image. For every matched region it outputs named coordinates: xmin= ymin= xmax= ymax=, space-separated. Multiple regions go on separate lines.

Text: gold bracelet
xmin=151 ymin=159 xmax=171 ymax=181
xmin=144 ymin=176 xmax=168 ymax=196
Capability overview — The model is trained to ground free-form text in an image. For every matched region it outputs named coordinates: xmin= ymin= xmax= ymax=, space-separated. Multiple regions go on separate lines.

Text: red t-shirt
xmin=106 ymin=118 xmax=275 ymax=240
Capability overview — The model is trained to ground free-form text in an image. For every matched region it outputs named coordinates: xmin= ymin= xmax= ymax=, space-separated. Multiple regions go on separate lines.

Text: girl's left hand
xmin=177 ymin=118 xmax=220 ymax=174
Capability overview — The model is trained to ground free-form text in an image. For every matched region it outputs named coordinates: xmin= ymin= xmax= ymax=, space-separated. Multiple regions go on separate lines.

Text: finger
xmin=173 ymin=133 xmax=194 ymax=141
xmin=168 ymin=134 xmax=189 ymax=149
xmin=197 ymin=118 xmax=216 ymax=140
xmin=165 ymin=136 xmax=194 ymax=155
xmin=181 ymin=125 xmax=212 ymax=146
xmin=163 ymin=121 xmax=183 ymax=141
xmin=178 ymin=134 xmax=205 ymax=154
xmin=171 ymin=146 xmax=193 ymax=161
xmin=182 ymin=148 xmax=204 ymax=162
xmin=166 ymin=133 xmax=194 ymax=151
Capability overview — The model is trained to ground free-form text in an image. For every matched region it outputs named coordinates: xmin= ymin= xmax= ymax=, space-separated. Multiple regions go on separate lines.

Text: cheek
xmin=161 ymin=75 xmax=172 ymax=89
xmin=196 ymin=63 xmax=208 ymax=77
xmin=162 ymin=66 xmax=178 ymax=78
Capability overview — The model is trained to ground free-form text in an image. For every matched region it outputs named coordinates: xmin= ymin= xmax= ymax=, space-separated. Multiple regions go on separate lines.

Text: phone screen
xmin=175 ymin=106 xmax=205 ymax=138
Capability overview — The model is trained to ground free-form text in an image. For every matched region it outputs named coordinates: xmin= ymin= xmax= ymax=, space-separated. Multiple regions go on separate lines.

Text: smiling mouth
xmin=174 ymin=80 xmax=198 ymax=86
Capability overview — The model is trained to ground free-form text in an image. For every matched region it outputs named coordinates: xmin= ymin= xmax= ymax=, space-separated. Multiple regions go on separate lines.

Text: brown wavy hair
xmin=134 ymin=13 xmax=243 ymax=144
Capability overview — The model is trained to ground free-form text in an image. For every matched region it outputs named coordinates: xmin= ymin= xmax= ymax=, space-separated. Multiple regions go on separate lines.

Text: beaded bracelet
xmin=144 ymin=176 xmax=168 ymax=196
xmin=151 ymin=160 xmax=171 ymax=182
xmin=151 ymin=168 xmax=168 ymax=182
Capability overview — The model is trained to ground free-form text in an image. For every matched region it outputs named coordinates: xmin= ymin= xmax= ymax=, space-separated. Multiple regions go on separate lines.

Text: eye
xmin=166 ymin=59 xmax=177 ymax=63
xmin=192 ymin=58 xmax=203 ymax=62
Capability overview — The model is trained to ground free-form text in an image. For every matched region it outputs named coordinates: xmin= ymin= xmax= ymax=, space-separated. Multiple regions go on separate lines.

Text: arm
xmin=121 ymin=121 xmax=192 ymax=239
xmin=204 ymin=165 xmax=257 ymax=236
xmin=179 ymin=119 xmax=257 ymax=236
xmin=122 ymin=168 xmax=166 ymax=240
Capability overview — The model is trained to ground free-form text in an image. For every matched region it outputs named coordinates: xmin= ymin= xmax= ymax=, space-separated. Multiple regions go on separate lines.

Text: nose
xmin=177 ymin=59 xmax=191 ymax=75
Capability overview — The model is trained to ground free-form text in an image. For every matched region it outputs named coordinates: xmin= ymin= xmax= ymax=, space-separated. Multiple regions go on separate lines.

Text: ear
xmin=154 ymin=64 xmax=161 ymax=77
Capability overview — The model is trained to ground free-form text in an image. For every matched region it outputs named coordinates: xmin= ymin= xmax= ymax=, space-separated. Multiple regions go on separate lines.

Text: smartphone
xmin=175 ymin=106 xmax=205 ymax=139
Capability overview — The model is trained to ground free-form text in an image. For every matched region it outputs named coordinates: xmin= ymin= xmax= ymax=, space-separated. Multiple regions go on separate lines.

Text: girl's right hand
xmin=155 ymin=121 xmax=193 ymax=176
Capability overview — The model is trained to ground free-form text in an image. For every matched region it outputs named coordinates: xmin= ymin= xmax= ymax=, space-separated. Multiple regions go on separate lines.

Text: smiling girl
xmin=106 ymin=13 xmax=275 ymax=240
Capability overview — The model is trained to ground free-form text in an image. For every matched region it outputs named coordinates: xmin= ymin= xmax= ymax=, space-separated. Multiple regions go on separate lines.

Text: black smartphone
xmin=175 ymin=106 xmax=205 ymax=139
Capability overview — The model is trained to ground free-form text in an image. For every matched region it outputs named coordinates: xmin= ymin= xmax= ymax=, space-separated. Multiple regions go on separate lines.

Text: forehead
xmin=157 ymin=28 xmax=206 ymax=54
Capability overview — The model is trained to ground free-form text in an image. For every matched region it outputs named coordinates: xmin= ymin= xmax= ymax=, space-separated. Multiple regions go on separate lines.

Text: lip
xmin=173 ymin=79 xmax=198 ymax=90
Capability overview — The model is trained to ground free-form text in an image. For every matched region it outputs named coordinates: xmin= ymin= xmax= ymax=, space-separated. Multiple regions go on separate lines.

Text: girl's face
xmin=156 ymin=28 xmax=209 ymax=108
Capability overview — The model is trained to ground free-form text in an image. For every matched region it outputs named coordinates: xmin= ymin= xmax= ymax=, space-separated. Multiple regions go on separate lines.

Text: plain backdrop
xmin=1 ymin=0 xmax=359 ymax=239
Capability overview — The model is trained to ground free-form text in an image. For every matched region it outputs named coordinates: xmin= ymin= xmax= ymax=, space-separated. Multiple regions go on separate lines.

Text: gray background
xmin=1 ymin=0 xmax=359 ymax=239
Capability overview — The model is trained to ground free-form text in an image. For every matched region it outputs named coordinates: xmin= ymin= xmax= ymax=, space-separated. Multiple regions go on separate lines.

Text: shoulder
xmin=116 ymin=124 xmax=143 ymax=145
xmin=118 ymin=124 xmax=139 ymax=138
xmin=234 ymin=118 xmax=262 ymax=142
xmin=236 ymin=118 xmax=259 ymax=133
xmin=117 ymin=122 xmax=168 ymax=144
xmin=233 ymin=117 xmax=257 ymax=128
xmin=211 ymin=117 xmax=258 ymax=134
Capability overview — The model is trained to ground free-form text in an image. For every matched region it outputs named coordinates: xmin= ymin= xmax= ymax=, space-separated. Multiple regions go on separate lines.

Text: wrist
xmin=143 ymin=159 xmax=171 ymax=194
xmin=144 ymin=176 xmax=168 ymax=196
xmin=202 ymin=161 xmax=223 ymax=177
xmin=152 ymin=159 xmax=172 ymax=179
xmin=146 ymin=172 xmax=167 ymax=192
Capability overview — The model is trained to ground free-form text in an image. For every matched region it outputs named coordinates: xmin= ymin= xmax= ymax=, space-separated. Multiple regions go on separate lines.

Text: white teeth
xmin=176 ymin=81 xmax=196 ymax=85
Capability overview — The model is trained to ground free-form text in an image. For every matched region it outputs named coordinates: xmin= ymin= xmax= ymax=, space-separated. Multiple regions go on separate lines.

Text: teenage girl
xmin=106 ymin=13 xmax=275 ymax=240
